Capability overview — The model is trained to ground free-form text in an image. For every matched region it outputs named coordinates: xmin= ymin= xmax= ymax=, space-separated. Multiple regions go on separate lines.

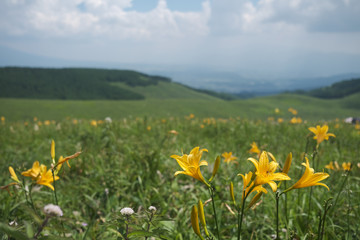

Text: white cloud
xmin=0 ymin=0 xmax=210 ymax=39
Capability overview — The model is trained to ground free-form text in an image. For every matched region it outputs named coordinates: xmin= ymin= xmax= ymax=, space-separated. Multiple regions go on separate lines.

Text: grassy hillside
xmin=296 ymin=78 xmax=360 ymax=99
xmin=109 ymin=81 xmax=220 ymax=100
xmin=0 ymin=67 xmax=172 ymax=100
xmin=0 ymin=67 xmax=227 ymax=101
xmin=1 ymin=93 xmax=359 ymax=122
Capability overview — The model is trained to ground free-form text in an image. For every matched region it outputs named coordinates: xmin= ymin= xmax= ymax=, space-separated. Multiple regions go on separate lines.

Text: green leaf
xmin=128 ymin=230 xmax=153 ymax=237
xmin=0 ymin=222 xmax=29 ymax=240
xmin=24 ymin=221 xmax=34 ymax=238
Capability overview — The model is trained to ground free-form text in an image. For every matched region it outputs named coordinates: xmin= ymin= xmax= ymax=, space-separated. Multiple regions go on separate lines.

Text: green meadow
xmin=0 ymin=114 xmax=359 ymax=239
xmin=1 ymin=92 xmax=360 ymax=122
xmin=1 ymin=68 xmax=360 ymax=239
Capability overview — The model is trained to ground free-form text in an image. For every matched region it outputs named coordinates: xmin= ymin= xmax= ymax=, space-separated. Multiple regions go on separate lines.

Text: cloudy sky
xmin=1 ymin=0 xmax=360 ymax=79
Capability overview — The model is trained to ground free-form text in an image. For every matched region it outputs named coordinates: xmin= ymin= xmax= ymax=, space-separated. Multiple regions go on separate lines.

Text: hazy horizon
xmin=1 ymin=0 xmax=360 ymax=90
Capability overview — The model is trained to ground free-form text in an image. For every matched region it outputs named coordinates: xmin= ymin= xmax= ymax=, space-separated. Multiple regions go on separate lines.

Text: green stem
xmin=237 ymin=197 xmax=246 ymax=240
xmin=346 ymin=173 xmax=350 ymax=240
xmin=237 ymin=186 xmax=254 ymax=240
xmin=125 ymin=216 xmax=129 ymax=240
xmin=317 ymin=211 xmax=322 ymax=240
xmin=284 ymin=181 xmax=288 ymax=223
xmin=276 ymin=192 xmax=280 ymax=240
xmin=34 ymin=216 xmax=50 ymax=239
xmin=332 ymin=170 xmax=350 ymax=212
xmin=319 ymin=198 xmax=332 ymax=240
xmin=51 ymin=169 xmax=59 ymax=205
xmin=209 ymin=186 xmax=220 ymax=240
xmin=307 ymin=150 xmax=318 ymax=224
xmin=145 ymin=213 xmax=154 ymax=240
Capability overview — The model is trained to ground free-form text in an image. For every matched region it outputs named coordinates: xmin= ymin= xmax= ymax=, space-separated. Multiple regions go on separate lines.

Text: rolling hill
xmin=1 ymin=67 xmax=360 ymax=122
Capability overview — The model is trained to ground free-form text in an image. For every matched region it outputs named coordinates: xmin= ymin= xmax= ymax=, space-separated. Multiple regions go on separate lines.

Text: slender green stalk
xmin=51 ymin=169 xmax=59 ymax=205
xmin=276 ymin=192 xmax=280 ymax=240
xmin=284 ymin=181 xmax=288 ymax=223
xmin=332 ymin=170 xmax=350 ymax=212
xmin=28 ymin=184 xmax=36 ymax=212
xmin=307 ymin=149 xmax=318 ymax=224
xmin=209 ymin=186 xmax=220 ymax=240
xmin=125 ymin=216 xmax=130 ymax=240
xmin=237 ymin=186 xmax=254 ymax=240
xmin=237 ymin=197 xmax=246 ymax=240
xmin=34 ymin=216 xmax=50 ymax=239
xmin=145 ymin=212 xmax=154 ymax=240
xmin=346 ymin=172 xmax=350 ymax=240
xmin=319 ymin=198 xmax=332 ymax=240
xmin=317 ymin=211 xmax=322 ymax=239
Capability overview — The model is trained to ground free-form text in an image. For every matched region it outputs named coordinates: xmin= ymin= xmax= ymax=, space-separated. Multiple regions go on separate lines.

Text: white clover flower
xmin=148 ymin=206 xmax=157 ymax=212
xmin=44 ymin=204 xmax=63 ymax=217
xmin=120 ymin=207 xmax=134 ymax=216
xmin=105 ymin=117 xmax=112 ymax=123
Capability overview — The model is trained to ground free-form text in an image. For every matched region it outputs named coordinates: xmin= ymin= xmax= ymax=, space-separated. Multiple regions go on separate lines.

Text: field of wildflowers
xmin=0 ymin=113 xmax=359 ymax=239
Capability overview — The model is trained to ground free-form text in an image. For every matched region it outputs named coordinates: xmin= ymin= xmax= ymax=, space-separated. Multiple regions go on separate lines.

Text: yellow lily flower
xmin=21 ymin=161 xmax=41 ymax=180
xmin=22 ymin=161 xmax=59 ymax=191
xmin=36 ymin=165 xmax=59 ymax=191
xmin=222 ymin=152 xmax=237 ymax=164
xmin=248 ymin=151 xmax=291 ymax=192
xmin=325 ymin=161 xmax=335 ymax=170
xmin=288 ymin=157 xmax=329 ymax=191
xmin=171 ymin=147 xmax=209 ymax=187
xmin=308 ymin=125 xmax=335 ymax=145
xmin=342 ymin=162 xmax=351 ymax=171
xmin=249 ymin=142 xmax=261 ymax=155
xmin=238 ymin=171 xmax=268 ymax=198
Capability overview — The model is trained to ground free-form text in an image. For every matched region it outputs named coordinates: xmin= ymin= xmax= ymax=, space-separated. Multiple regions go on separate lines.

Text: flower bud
xmin=230 ymin=181 xmax=235 ymax=204
xmin=191 ymin=205 xmax=202 ymax=238
xmin=209 ymin=156 xmax=220 ymax=182
xmin=51 ymin=140 xmax=55 ymax=164
xmin=282 ymin=152 xmax=292 ymax=174
xmin=198 ymin=200 xmax=209 ymax=237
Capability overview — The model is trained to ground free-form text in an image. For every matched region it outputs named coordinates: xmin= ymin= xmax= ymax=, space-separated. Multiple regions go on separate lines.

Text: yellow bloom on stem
xmin=21 ymin=161 xmax=41 ymax=180
xmin=51 ymin=139 xmax=55 ymax=164
xmin=342 ymin=162 xmax=351 ymax=171
xmin=222 ymin=152 xmax=237 ymax=164
xmin=238 ymin=171 xmax=268 ymax=199
xmin=248 ymin=151 xmax=291 ymax=192
xmin=288 ymin=157 xmax=329 ymax=191
xmin=308 ymin=125 xmax=335 ymax=145
xmin=171 ymin=147 xmax=210 ymax=187
xmin=36 ymin=165 xmax=59 ymax=191
xmin=325 ymin=161 xmax=335 ymax=170
xmin=22 ymin=161 xmax=59 ymax=191
xmin=249 ymin=142 xmax=261 ymax=155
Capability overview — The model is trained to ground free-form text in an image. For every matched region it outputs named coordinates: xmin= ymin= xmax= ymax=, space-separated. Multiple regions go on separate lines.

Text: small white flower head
xmin=44 ymin=204 xmax=63 ymax=217
xmin=105 ymin=117 xmax=112 ymax=123
xmin=148 ymin=206 xmax=157 ymax=212
xmin=120 ymin=207 xmax=134 ymax=216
